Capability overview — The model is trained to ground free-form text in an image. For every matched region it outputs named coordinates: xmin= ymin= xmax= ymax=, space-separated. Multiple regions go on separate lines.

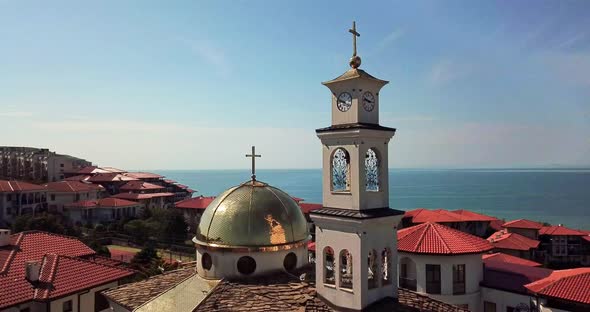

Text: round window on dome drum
xmin=283 ymin=252 xmax=297 ymax=272
xmin=201 ymin=252 xmax=212 ymax=270
xmin=237 ymin=256 xmax=256 ymax=275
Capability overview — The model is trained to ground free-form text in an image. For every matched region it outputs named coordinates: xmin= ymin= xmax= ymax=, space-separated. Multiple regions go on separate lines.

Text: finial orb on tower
xmin=348 ymin=21 xmax=361 ymax=68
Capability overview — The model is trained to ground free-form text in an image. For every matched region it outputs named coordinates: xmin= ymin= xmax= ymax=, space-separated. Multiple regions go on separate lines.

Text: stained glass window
xmin=368 ymin=249 xmax=377 ymax=289
xmin=324 ymin=247 xmax=335 ymax=285
xmin=381 ymin=248 xmax=392 ymax=285
xmin=340 ymin=249 xmax=353 ymax=289
xmin=365 ymin=148 xmax=379 ymax=191
xmin=332 ymin=148 xmax=350 ymax=192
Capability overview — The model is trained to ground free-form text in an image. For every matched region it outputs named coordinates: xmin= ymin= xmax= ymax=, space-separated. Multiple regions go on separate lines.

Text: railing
xmin=399 ymin=277 xmax=417 ymax=291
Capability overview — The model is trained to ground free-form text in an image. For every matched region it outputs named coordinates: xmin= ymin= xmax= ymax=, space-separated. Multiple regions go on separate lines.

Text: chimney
xmin=25 ymin=260 xmax=42 ymax=283
xmin=0 ymin=229 xmax=10 ymax=247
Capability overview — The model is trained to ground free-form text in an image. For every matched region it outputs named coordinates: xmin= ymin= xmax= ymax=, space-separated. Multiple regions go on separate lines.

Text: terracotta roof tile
xmin=502 ymin=219 xmax=544 ymax=230
xmin=64 ymin=175 xmax=91 ymax=181
xmin=487 ymin=230 xmax=540 ymax=251
xmin=483 ymin=252 xmax=542 ymax=267
xmin=87 ymin=173 xmax=138 ymax=182
xmin=123 ymin=172 xmax=164 ymax=179
xmin=175 ymin=196 xmax=216 ymax=210
xmin=450 ymin=209 xmax=498 ymax=222
xmin=489 ymin=219 xmax=505 ymax=231
xmin=405 ymin=208 xmax=498 ymax=224
xmin=482 ymin=261 xmax=553 ymax=294
xmin=525 ymin=268 xmax=590 ymax=305
xmin=299 ymin=203 xmax=323 ymax=214
xmin=0 ymin=231 xmax=132 ymax=309
xmin=112 ymin=192 xmax=175 ymax=200
xmin=44 ymin=180 xmax=103 ymax=193
xmin=120 ymin=181 xmax=166 ymax=191
xmin=398 ymin=222 xmax=493 ymax=255
xmin=0 ymin=180 xmax=45 ymax=192
xmin=64 ymin=198 xmax=140 ymax=209
xmin=539 ymin=225 xmax=586 ymax=236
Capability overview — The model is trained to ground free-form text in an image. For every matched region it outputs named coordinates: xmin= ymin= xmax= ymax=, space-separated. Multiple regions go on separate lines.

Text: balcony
xmin=399 ymin=277 xmax=417 ymax=291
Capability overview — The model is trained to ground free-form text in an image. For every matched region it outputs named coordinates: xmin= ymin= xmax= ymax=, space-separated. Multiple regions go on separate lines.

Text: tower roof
xmin=194 ymin=180 xmax=309 ymax=249
xmin=397 ymin=222 xmax=493 ymax=255
xmin=322 ymin=68 xmax=388 ymax=86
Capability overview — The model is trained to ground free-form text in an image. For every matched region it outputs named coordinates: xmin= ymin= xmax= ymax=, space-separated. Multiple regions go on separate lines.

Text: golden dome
xmin=194 ymin=180 xmax=309 ymax=248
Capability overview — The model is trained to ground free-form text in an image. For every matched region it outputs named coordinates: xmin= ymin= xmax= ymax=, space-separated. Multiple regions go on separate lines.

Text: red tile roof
xmin=299 ymin=202 xmax=323 ymax=214
xmin=539 ymin=225 xmax=586 ymax=236
xmin=112 ymin=192 xmax=175 ymax=200
xmin=0 ymin=231 xmax=132 ymax=309
xmin=87 ymin=173 xmax=138 ymax=183
xmin=483 ymin=252 xmax=542 ymax=267
xmin=63 ymin=174 xmax=91 ymax=181
xmin=583 ymin=235 xmax=590 ymax=243
xmin=0 ymin=180 xmax=45 ymax=192
xmin=35 ymin=254 xmax=134 ymax=300
xmin=65 ymin=198 xmax=140 ymax=209
xmin=397 ymin=222 xmax=493 ymax=255
xmin=291 ymin=196 xmax=304 ymax=203
xmin=408 ymin=209 xmax=462 ymax=223
xmin=307 ymin=241 xmax=316 ymax=251
xmin=44 ymin=180 xmax=103 ymax=193
xmin=77 ymin=166 xmax=126 ymax=174
xmin=451 ymin=209 xmax=498 ymax=222
xmin=525 ymin=268 xmax=590 ymax=305
xmin=489 ymin=219 xmax=505 ymax=231
xmin=404 ymin=208 xmax=497 ymax=224
xmin=175 ymin=196 xmax=216 ymax=210
xmin=487 ymin=230 xmax=540 ymax=251
xmin=482 ymin=260 xmax=553 ymax=294
xmin=502 ymin=219 xmax=544 ymax=230
xmin=123 ymin=172 xmax=164 ymax=179
xmin=120 ymin=181 xmax=165 ymax=191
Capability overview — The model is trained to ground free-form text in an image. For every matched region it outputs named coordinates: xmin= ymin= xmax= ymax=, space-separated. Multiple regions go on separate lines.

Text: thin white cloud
xmin=428 ymin=60 xmax=471 ymax=86
xmin=373 ymin=28 xmax=405 ymax=55
xmin=0 ymin=111 xmax=33 ymax=117
xmin=176 ymin=36 xmax=232 ymax=78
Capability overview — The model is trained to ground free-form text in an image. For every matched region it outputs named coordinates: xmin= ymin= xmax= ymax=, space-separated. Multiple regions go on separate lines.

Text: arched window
xmin=324 ymin=247 xmax=335 ymax=285
xmin=237 ymin=256 xmax=256 ymax=275
xmin=332 ymin=148 xmax=350 ymax=192
xmin=365 ymin=148 xmax=379 ymax=191
xmin=201 ymin=252 xmax=212 ymax=270
xmin=381 ymin=248 xmax=392 ymax=285
xmin=340 ymin=249 xmax=353 ymax=289
xmin=283 ymin=252 xmax=297 ymax=272
xmin=368 ymin=249 xmax=377 ymax=289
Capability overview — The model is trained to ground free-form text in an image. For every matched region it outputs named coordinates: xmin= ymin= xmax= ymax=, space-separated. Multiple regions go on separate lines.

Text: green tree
xmin=124 ymin=219 xmax=151 ymax=244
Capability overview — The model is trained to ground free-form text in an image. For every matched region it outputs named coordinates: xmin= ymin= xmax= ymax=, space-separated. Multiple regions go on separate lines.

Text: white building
xmin=397 ymin=222 xmax=493 ymax=311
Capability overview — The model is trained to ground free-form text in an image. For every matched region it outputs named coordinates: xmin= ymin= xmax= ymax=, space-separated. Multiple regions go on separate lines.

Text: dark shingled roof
xmin=102 ymin=265 xmax=197 ymax=311
xmin=194 ymin=265 xmax=468 ymax=312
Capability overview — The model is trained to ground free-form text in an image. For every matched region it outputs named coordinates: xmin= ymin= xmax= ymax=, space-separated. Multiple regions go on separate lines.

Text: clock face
xmin=362 ymin=91 xmax=375 ymax=112
xmin=336 ymin=92 xmax=352 ymax=112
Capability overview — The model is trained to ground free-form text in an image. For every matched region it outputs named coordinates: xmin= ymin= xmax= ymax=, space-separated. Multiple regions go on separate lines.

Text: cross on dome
xmin=349 ymin=21 xmax=360 ymax=57
xmin=348 ymin=21 xmax=362 ymax=69
xmin=245 ymin=146 xmax=261 ymax=181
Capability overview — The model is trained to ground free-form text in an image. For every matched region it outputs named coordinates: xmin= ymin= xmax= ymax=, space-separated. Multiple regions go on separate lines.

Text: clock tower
xmin=310 ymin=22 xmax=405 ymax=311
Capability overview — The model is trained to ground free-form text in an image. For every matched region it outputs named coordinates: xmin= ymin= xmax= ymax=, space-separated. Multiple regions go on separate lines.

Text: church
xmin=101 ymin=22 xmax=469 ymax=312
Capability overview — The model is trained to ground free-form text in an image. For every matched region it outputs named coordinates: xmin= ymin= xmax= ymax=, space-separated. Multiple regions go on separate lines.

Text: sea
xmin=153 ymin=169 xmax=590 ymax=231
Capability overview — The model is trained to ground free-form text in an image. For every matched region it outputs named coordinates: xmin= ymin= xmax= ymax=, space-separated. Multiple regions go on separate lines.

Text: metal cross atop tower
xmin=245 ymin=146 xmax=261 ymax=181
xmin=349 ymin=21 xmax=360 ymax=57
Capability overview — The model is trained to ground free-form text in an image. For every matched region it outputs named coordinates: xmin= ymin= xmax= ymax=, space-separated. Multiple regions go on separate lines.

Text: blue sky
xmin=1 ymin=1 xmax=589 ymax=169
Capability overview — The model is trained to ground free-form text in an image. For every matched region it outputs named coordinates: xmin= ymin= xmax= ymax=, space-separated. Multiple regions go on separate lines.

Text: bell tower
xmin=310 ymin=22 xmax=404 ymax=311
